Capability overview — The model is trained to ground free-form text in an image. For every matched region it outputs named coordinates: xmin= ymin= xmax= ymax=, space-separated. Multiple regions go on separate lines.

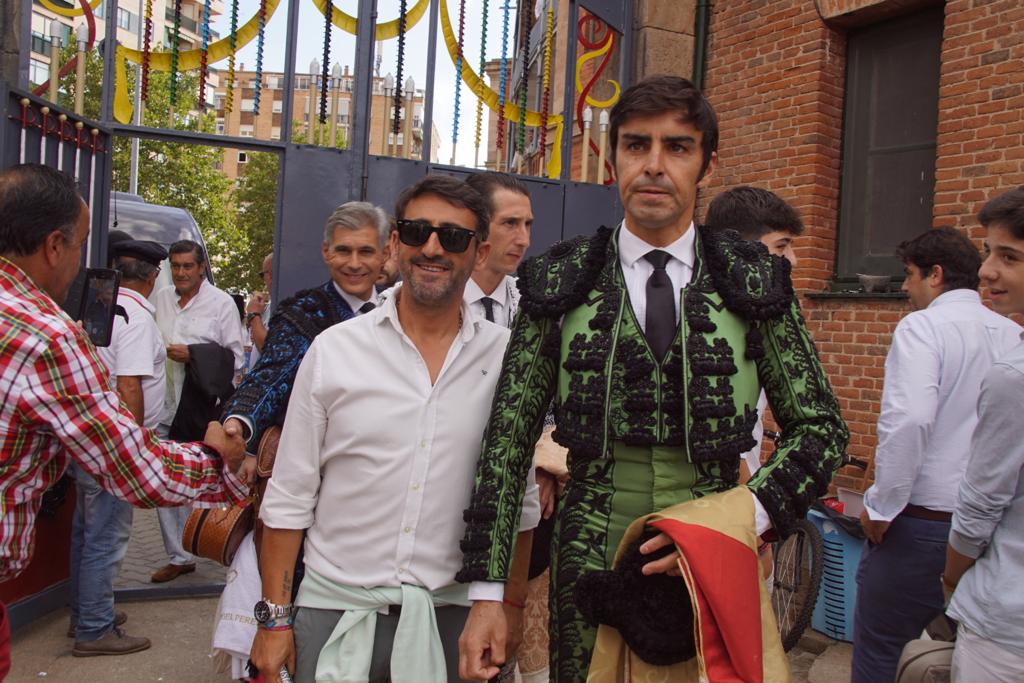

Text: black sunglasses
xmin=396 ymin=219 xmax=477 ymax=253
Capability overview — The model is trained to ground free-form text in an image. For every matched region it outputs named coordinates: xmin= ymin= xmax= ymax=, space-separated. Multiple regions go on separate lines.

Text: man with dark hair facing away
xmin=852 ymin=226 xmax=1021 ymax=682
xmin=943 ymin=186 xmax=1024 ymax=681
xmin=457 ymin=76 xmax=848 ymax=682
xmin=0 ymin=165 xmax=246 ymax=673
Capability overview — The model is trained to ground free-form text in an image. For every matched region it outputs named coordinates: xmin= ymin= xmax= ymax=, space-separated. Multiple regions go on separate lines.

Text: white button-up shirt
xmin=864 ymin=289 xmax=1022 ymax=521
xmin=333 ymin=281 xmax=379 ymax=315
xmin=464 ymin=275 xmax=519 ymax=328
xmin=155 ymin=279 xmax=245 ymax=421
xmin=261 ymin=294 xmax=540 ymax=593
xmin=96 ymin=288 xmax=167 ymax=430
xmin=618 ymin=220 xmax=696 ymax=327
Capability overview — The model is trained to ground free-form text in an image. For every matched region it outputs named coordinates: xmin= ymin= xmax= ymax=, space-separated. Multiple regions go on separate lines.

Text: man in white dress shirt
xmin=152 ymin=240 xmax=244 ymax=583
xmin=463 ymin=172 xmax=532 ymax=327
xmin=852 ymin=227 xmax=1022 ymax=682
xmin=250 ymin=176 xmax=540 ymax=683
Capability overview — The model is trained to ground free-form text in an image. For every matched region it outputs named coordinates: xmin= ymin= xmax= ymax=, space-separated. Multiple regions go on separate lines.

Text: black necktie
xmin=359 ymin=301 xmax=376 ymax=314
xmin=643 ymin=250 xmax=674 ymax=359
xmin=481 ymin=297 xmax=496 ymax=323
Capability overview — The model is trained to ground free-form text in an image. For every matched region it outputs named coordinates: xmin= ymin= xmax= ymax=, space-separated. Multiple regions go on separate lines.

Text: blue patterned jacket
xmin=223 ymin=281 xmax=354 ymax=447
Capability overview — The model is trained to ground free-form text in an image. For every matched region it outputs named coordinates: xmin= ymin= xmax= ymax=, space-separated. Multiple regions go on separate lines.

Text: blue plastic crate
xmin=808 ymin=508 xmax=864 ymax=642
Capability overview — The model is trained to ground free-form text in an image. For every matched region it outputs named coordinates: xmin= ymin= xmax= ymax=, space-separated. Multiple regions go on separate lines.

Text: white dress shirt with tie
xmin=617 ymin=221 xmax=773 ymax=535
xmin=260 ymin=293 xmax=540 ymax=599
xmin=863 ymin=288 xmax=1021 ymax=521
xmin=334 ymin=282 xmax=379 ymax=315
xmin=464 ymin=275 xmax=520 ymax=328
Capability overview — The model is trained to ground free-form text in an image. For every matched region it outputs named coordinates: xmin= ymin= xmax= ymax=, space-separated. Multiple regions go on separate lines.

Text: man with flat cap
xmin=66 ymin=237 xmax=170 ymax=656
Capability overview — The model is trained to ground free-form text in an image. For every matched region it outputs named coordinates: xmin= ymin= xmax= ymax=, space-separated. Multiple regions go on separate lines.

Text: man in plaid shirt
xmin=0 ymin=164 xmax=248 ymax=670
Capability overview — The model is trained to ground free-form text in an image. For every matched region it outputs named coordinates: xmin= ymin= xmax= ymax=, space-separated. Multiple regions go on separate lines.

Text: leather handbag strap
xmin=255 ymin=425 xmax=283 ymax=479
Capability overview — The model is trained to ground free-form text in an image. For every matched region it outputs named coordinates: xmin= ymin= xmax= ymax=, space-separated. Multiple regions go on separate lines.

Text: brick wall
xmin=701 ymin=0 xmax=1024 ymax=491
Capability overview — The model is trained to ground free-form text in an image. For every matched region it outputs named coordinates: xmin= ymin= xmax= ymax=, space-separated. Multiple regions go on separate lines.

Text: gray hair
xmin=323 ymin=201 xmax=390 ymax=247
xmin=114 ymin=255 xmax=159 ymax=282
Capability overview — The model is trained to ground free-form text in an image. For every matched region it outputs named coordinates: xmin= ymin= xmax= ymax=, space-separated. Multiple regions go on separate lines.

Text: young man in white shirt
xmin=463 ymin=172 xmax=533 ymax=327
xmin=250 ymin=176 xmax=539 ymax=683
xmin=152 ymin=240 xmax=244 ymax=583
xmin=943 ymin=187 xmax=1024 ymax=682
xmin=852 ymin=227 xmax=1022 ymax=682
xmin=68 ymin=238 xmax=168 ymax=656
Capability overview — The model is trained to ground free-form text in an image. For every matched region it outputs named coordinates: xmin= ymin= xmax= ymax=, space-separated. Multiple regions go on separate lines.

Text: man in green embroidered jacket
xmin=456 ymin=76 xmax=849 ymax=682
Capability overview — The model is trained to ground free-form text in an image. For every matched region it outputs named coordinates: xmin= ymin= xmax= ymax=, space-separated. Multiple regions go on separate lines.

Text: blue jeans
xmin=851 ymin=513 xmax=949 ymax=683
xmin=68 ymin=462 xmax=134 ymax=641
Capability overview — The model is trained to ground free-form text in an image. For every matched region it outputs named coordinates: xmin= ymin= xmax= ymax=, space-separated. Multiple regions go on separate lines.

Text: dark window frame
xmin=835 ymin=7 xmax=944 ymax=281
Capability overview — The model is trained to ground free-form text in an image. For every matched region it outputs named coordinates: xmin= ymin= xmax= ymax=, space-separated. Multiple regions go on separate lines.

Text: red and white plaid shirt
xmin=0 ymin=256 xmax=247 ymax=582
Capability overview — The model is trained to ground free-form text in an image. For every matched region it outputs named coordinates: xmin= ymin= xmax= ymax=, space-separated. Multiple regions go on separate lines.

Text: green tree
xmin=232 ymin=150 xmax=280 ymax=292
xmin=58 ymin=47 xmax=246 ymax=292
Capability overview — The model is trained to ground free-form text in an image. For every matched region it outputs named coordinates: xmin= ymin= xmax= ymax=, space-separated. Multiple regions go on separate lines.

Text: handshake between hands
xmin=202 ymin=418 xmax=258 ymax=486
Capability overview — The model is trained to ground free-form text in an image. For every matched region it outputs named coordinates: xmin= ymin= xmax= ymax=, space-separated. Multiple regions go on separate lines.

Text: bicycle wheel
xmin=771 ymin=518 xmax=824 ymax=652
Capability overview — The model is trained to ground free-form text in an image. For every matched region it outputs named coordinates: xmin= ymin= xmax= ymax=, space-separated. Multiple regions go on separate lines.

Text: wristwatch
xmin=254 ymin=598 xmax=293 ymax=626
xmin=245 ymin=311 xmax=262 ymax=326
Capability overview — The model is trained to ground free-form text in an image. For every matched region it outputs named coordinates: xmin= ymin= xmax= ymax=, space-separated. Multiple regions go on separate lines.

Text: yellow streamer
xmin=37 ymin=0 xmax=101 ymax=18
xmin=575 ymin=37 xmax=620 ymax=109
xmin=438 ymin=0 xmax=562 ymax=179
xmin=114 ymin=0 xmax=283 ymax=122
xmin=310 ymin=0 xmax=429 ymax=40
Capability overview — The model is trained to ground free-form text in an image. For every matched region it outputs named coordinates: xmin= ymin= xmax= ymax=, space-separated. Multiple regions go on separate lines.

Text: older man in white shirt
xmin=152 ymin=239 xmax=244 ymax=583
xmin=852 ymin=227 xmax=1022 ymax=683
xmin=250 ymin=176 xmax=540 ymax=683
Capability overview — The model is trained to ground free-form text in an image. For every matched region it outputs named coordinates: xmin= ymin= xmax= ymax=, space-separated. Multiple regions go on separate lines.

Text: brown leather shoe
xmin=67 ymin=609 xmax=128 ymax=638
xmin=72 ymin=628 xmax=151 ymax=657
xmin=150 ymin=563 xmax=196 ymax=583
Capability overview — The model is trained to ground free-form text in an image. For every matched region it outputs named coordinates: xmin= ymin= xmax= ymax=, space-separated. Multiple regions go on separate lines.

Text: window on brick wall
xmin=836 ymin=8 xmax=943 ymax=279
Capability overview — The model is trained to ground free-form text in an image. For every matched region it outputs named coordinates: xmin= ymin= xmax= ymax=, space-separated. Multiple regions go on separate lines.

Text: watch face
xmin=254 ymin=600 xmax=271 ymax=623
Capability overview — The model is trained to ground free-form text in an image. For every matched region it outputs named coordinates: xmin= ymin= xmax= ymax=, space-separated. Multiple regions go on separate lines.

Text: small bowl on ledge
xmin=857 ymin=273 xmax=890 ymax=293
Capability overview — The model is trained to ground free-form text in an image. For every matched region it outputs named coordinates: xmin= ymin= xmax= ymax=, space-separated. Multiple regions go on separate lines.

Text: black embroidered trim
xmin=518 ymin=226 xmax=613 ymax=319
xmin=699 ymin=225 xmax=794 ymax=322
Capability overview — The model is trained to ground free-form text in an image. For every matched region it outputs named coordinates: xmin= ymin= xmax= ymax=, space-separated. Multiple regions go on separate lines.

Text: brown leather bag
xmin=180 ymin=425 xmax=283 ymax=566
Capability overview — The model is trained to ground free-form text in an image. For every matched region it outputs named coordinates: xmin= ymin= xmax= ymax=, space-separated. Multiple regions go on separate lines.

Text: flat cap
xmin=111 ymin=239 xmax=168 ymax=267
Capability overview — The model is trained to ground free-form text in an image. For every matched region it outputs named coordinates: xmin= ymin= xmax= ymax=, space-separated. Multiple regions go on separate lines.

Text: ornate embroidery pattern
xmin=456 ymin=310 xmax=560 ymax=583
xmin=223 ymin=282 xmax=351 ymax=442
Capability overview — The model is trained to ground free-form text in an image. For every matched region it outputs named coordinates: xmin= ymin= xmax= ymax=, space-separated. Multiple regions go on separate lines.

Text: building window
xmin=272 ymin=100 xmax=283 ymax=113
xmin=271 ymin=127 xmax=281 ymax=140
xmin=238 ymin=152 xmax=248 ymax=163
xmin=241 ymin=98 xmax=255 ymax=112
xmin=117 ymin=7 xmax=138 ymax=33
xmin=216 ymin=120 xmax=225 ymax=134
xmin=240 ymin=125 xmax=254 ymax=137
xmin=836 ymin=8 xmax=943 ymax=278
xmin=29 ymin=59 xmax=49 ymax=86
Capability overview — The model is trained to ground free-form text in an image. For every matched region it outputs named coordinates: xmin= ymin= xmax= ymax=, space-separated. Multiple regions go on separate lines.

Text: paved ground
xmin=115 ymin=508 xmax=225 ymax=598
xmin=10 ymin=512 xmax=852 ymax=680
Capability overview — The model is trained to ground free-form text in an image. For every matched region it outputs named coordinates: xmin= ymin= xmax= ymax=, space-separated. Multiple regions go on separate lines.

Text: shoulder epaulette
xmin=517 ymin=226 xmax=613 ymax=318
xmin=699 ymin=225 xmax=794 ymax=321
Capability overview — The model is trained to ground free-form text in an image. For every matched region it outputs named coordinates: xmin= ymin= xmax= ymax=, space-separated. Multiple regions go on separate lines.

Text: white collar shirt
xmin=618 ymin=220 xmax=696 ymax=328
xmin=864 ymin=289 xmax=1023 ymax=521
xmin=260 ymin=293 xmax=539 ymax=593
xmin=96 ymin=289 xmax=167 ymax=429
xmin=333 ymin=281 xmax=379 ymax=315
xmin=155 ymin=279 xmax=245 ymax=421
xmin=464 ymin=275 xmax=519 ymax=328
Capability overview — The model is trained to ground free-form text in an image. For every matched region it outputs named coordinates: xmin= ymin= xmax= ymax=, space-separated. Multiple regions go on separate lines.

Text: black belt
xmin=902 ymin=504 xmax=952 ymax=522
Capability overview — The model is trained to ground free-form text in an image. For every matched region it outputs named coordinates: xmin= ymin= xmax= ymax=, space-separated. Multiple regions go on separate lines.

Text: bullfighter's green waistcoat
xmin=457 ymin=225 xmax=848 ymax=682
